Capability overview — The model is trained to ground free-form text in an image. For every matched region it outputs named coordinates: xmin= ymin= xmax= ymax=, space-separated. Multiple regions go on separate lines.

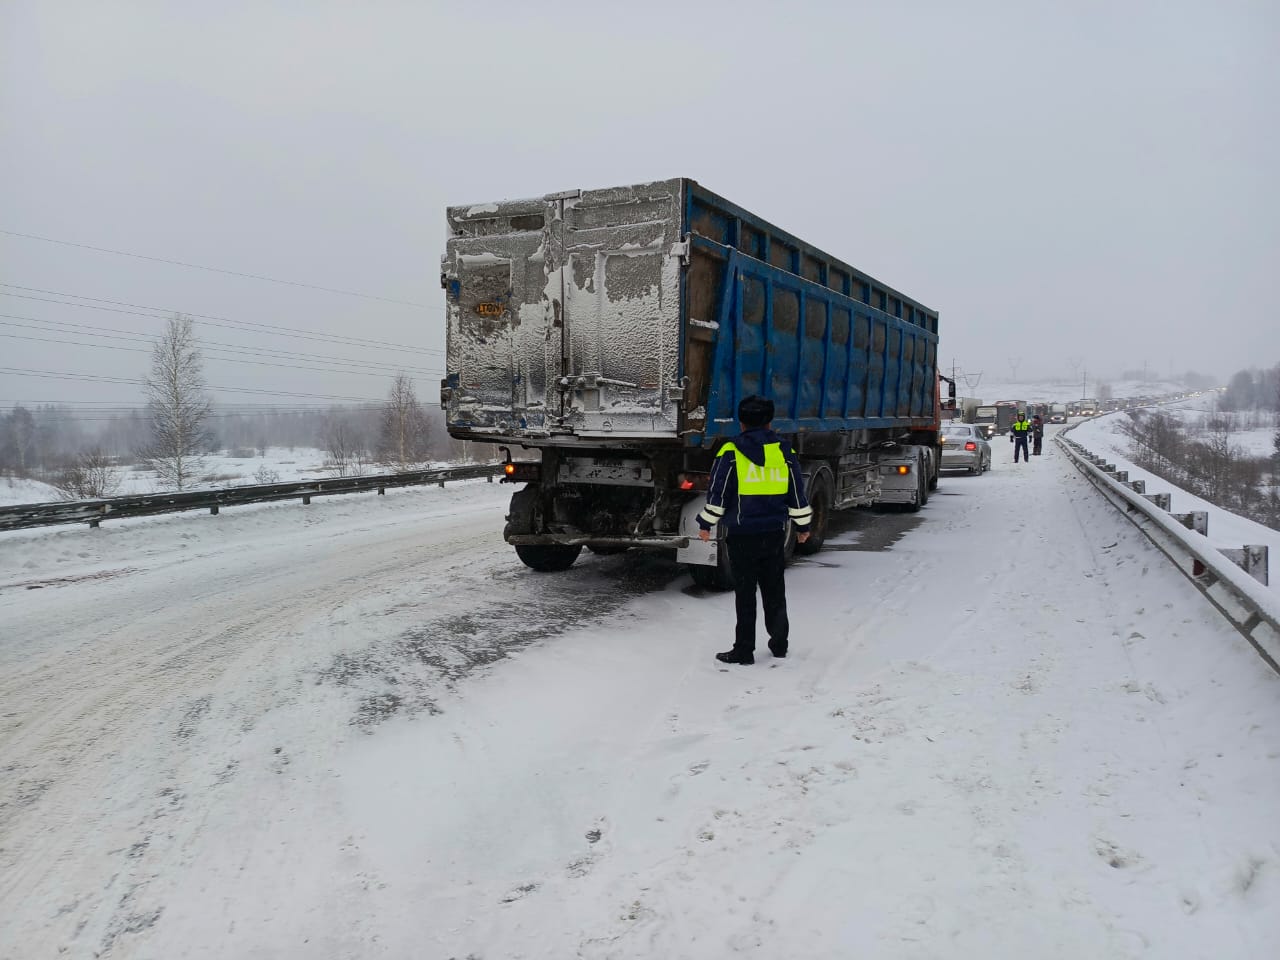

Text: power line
xmin=0 ymin=409 xmax=384 ymax=423
xmin=0 ymin=366 xmax=384 ymax=402
xmin=0 ymin=229 xmax=435 ymax=308
xmin=0 ymin=284 xmax=445 ymax=355
xmin=0 ymin=313 xmax=444 ymax=377
xmin=0 ymin=399 xmax=357 ymax=407
xmin=0 ymin=329 xmax=445 ymax=380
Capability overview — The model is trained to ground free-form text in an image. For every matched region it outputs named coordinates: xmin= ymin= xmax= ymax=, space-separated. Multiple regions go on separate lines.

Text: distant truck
xmin=1078 ymin=398 xmax=1100 ymax=416
xmin=441 ymin=178 xmax=944 ymax=586
xmin=993 ymin=400 xmax=1022 ymax=435
xmin=1048 ymin=402 xmax=1068 ymax=423
xmin=966 ymin=402 xmax=996 ymax=439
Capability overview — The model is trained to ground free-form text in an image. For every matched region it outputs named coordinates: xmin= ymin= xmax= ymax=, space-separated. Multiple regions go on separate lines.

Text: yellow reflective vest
xmin=718 ymin=441 xmax=789 ymax=495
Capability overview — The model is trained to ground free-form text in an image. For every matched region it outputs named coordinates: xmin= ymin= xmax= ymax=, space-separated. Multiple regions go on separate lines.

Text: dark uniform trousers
xmin=727 ymin=529 xmax=789 ymax=653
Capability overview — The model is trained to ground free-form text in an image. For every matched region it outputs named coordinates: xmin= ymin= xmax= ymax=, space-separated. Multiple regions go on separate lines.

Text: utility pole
xmin=1081 ymin=367 xmax=1087 ymax=399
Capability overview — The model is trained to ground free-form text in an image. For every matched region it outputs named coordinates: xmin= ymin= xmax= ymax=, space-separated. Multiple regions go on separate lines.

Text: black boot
xmin=768 ymin=639 xmax=787 ymax=658
xmin=715 ymin=649 xmax=754 ymax=665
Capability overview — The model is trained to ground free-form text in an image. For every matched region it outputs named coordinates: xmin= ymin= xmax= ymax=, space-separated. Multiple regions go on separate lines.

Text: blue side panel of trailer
xmin=684 ymin=182 xmax=938 ymax=443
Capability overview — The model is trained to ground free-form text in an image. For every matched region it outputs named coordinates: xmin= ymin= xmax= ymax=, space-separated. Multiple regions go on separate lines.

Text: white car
xmin=940 ymin=424 xmax=992 ymax=475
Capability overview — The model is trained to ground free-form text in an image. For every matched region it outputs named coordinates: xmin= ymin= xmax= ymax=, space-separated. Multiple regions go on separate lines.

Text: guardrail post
xmin=89 ymin=518 xmax=100 ymax=529
xmin=1220 ymin=546 xmax=1269 ymax=586
xmin=1173 ymin=511 xmax=1209 ymax=536
xmin=303 ymin=494 xmax=311 ymax=505
xmin=210 ymin=504 xmax=219 ymax=515
xmin=438 ymin=480 xmax=445 ymax=488
xmin=378 ymin=486 xmax=385 ymax=495
xmin=1143 ymin=492 xmax=1172 ymax=511
xmin=1129 ymin=480 xmax=1145 ymax=494
xmin=1114 ymin=470 xmax=1128 ymax=482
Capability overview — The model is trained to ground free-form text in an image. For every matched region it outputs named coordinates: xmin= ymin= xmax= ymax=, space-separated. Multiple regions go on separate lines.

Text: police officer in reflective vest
xmin=1010 ymin=414 xmax=1032 ymax=463
xmin=697 ymin=395 xmax=812 ymax=665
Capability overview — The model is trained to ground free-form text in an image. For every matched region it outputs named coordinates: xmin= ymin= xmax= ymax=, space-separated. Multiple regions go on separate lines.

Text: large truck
xmin=441 ymin=178 xmax=942 ymax=586
xmin=968 ymin=404 xmax=997 ymax=439
xmin=993 ymin=400 xmax=1022 ymax=435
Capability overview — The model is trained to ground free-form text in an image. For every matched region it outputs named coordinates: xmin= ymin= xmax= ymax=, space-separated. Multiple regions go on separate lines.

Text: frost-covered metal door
xmin=548 ymin=180 xmax=686 ymax=439
xmin=443 ymin=200 xmax=548 ymax=433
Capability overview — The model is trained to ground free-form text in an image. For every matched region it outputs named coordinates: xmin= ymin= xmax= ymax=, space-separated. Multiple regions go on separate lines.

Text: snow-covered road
xmin=1 ymin=435 xmax=1277 ymax=958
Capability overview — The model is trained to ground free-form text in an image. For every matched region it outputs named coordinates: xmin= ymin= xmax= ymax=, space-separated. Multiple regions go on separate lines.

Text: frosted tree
xmin=144 ymin=314 xmax=211 ymax=490
xmin=378 ymin=374 xmax=429 ymax=471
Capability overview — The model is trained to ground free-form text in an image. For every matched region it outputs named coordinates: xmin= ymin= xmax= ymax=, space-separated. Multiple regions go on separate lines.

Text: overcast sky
xmin=2 ymin=0 xmax=1276 ymax=410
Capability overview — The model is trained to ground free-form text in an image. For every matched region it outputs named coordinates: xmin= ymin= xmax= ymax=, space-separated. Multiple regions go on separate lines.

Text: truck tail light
xmin=677 ymin=472 xmax=709 ymax=491
xmin=964 ymin=441 xmax=977 ymax=451
xmin=501 ymin=461 xmax=541 ymax=483
xmin=897 ymin=465 xmax=910 ymax=475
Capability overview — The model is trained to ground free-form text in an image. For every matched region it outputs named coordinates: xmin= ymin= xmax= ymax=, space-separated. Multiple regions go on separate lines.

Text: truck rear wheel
xmin=796 ymin=470 xmax=832 ymax=555
xmin=514 ymin=544 xmax=583 ymax=572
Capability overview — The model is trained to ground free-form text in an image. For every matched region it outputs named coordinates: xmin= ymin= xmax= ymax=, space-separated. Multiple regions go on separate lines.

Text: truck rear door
xmin=550 ymin=180 xmax=684 ymax=438
xmin=444 ymin=180 xmax=686 ymax=440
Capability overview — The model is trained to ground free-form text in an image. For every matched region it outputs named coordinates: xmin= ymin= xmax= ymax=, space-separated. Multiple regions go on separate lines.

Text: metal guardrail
xmin=0 ymin=462 xmax=502 ymax=532
xmin=1056 ymin=432 xmax=1280 ymax=675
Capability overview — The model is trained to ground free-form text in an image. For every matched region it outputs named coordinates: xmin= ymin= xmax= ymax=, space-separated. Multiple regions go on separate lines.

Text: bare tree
xmin=2 ymin=406 xmax=37 ymax=477
xmin=53 ymin=450 xmax=122 ymax=500
xmin=144 ymin=314 xmax=211 ymax=490
xmin=323 ymin=414 xmax=370 ymax=477
xmin=378 ymin=374 xmax=429 ymax=471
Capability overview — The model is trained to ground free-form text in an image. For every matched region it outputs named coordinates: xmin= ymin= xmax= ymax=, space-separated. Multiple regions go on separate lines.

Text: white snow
xmin=0 ymin=475 xmax=63 ymax=506
xmin=0 ymin=449 xmax=427 ymax=507
xmin=1 ymin=437 xmax=1278 ymax=958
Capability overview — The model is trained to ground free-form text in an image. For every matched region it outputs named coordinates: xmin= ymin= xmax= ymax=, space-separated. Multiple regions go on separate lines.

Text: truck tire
xmin=505 ymin=485 xmax=582 ymax=571
xmin=928 ymin=447 xmax=940 ymax=491
xmin=514 ymin=543 xmax=583 ymax=572
xmin=796 ymin=470 xmax=832 ymax=555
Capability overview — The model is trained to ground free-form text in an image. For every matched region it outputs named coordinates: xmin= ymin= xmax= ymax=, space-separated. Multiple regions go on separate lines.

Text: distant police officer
xmin=1011 ymin=414 xmax=1032 ymax=463
xmin=697 ymin=395 xmax=812 ymax=665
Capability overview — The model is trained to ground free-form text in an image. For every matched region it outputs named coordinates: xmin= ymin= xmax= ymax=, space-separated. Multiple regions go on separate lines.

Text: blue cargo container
xmin=684 ymin=184 xmax=938 ymax=442
xmin=442 ymin=179 xmax=942 ymax=582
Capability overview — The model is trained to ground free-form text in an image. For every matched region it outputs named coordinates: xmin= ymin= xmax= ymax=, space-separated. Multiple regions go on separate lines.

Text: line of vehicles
xmin=439 ymin=177 xmax=1194 ymax=586
xmin=953 ymin=393 xmax=1188 ymax=441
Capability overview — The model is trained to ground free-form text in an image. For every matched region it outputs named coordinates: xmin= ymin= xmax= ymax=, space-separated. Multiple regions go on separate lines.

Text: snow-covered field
xmin=1 ymin=435 xmax=1278 ymax=958
xmin=1070 ymin=411 xmax=1280 ymax=594
xmin=1144 ymin=396 xmax=1278 ymax=460
xmin=0 ymin=447 xmax=436 ymax=507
